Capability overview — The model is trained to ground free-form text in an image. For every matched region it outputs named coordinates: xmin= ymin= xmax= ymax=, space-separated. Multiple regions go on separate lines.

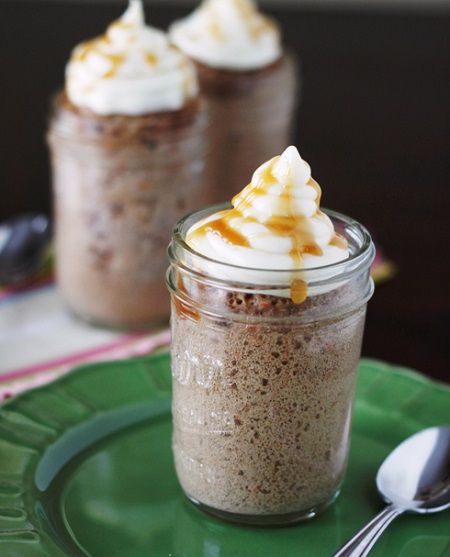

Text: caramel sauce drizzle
xmin=330 ymin=233 xmax=348 ymax=249
xmin=110 ymin=20 xmax=134 ymax=31
xmin=189 ymin=210 xmax=250 ymax=247
xmin=233 ymin=0 xmax=273 ymax=40
xmin=75 ymin=39 xmax=100 ymax=62
xmin=208 ymin=17 xmax=226 ymax=41
xmin=74 ymin=18 xmax=157 ymax=80
xmin=103 ymin=54 xmax=125 ymax=79
xmin=188 ymin=157 xmax=348 ymax=305
xmin=291 ymin=279 xmax=308 ymax=304
xmin=75 ymin=38 xmax=126 ymax=79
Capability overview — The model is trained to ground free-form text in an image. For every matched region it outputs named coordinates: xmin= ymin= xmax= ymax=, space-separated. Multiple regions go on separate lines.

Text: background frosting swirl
xmin=66 ymin=0 xmax=198 ymax=115
xmin=169 ymin=0 xmax=282 ymax=71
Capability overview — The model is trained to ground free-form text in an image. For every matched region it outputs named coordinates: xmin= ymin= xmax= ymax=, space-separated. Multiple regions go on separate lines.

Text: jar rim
xmin=169 ymin=204 xmax=375 ymax=289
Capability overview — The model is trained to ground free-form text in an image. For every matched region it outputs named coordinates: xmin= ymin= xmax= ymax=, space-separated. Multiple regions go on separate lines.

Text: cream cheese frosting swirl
xmin=65 ymin=0 xmax=198 ymax=115
xmin=187 ymin=147 xmax=349 ymax=300
xmin=169 ymin=0 xmax=282 ymax=71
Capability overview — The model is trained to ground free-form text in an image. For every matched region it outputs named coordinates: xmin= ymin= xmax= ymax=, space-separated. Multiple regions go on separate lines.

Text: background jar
xmin=48 ymin=95 xmax=208 ymax=329
xmin=197 ymin=52 xmax=300 ymax=204
xmin=167 ymin=206 xmax=375 ymax=526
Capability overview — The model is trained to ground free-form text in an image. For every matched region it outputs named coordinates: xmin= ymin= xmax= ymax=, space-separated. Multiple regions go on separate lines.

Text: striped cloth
xmin=0 ymin=280 xmax=170 ymax=401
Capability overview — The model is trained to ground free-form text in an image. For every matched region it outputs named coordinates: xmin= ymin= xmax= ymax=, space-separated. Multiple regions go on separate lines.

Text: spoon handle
xmin=331 ymin=504 xmax=403 ymax=557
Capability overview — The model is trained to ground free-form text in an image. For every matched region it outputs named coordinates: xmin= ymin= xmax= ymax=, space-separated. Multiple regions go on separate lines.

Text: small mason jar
xmin=48 ymin=94 xmax=208 ymax=329
xmin=167 ymin=205 xmax=375 ymax=526
xmin=196 ymin=52 xmax=300 ymax=204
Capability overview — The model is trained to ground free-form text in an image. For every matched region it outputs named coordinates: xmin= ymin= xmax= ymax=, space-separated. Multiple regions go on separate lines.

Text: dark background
xmin=1 ymin=1 xmax=449 ymax=382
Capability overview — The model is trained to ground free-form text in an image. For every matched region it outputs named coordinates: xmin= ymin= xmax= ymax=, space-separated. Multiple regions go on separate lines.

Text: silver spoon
xmin=332 ymin=427 xmax=450 ymax=557
xmin=0 ymin=214 xmax=51 ymax=285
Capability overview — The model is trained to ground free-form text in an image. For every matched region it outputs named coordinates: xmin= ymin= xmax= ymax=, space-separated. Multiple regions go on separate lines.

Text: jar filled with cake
xmin=48 ymin=0 xmax=208 ymax=329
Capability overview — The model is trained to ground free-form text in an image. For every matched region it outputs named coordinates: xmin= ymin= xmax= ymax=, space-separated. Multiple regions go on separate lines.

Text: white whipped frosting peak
xmin=66 ymin=0 xmax=198 ymax=115
xmin=169 ymin=0 xmax=282 ymax=71
xmin=122 ymin=0 xmax=145 ymax=25
xmin=186 ymin=147 xmax=349 ymax=298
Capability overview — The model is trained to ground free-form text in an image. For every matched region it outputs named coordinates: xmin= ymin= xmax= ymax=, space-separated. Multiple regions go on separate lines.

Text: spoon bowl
xmin=0 ymin=213 xmax=51 ymax=285
xmin=377 ymin=427 xmax=450 ymax=513
xmin=333 ymin=427 xmax=450 ymax=557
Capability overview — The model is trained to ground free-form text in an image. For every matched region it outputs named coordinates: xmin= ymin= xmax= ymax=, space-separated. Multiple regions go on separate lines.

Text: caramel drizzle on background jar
xmin=188 ymin=158 xmax=347 ymax=305
xmin=73 ymin=22 xmax=159 ymax=80
xmin=207 ymin=15 xmax=226 ymax=42
xmin=233 ymin=0 xmax=277 ymax=40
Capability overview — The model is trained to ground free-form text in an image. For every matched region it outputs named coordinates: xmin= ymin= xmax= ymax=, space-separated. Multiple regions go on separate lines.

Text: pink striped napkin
xmin=0 ymin=281 xmax=170 ymax=401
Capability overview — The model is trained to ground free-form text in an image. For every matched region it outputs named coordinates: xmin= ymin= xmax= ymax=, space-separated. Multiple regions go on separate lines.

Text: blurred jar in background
xmin=48 ymin=0 xmax=207 ymax=329
xmin=170 ymin=0 xmax=299 ymax=204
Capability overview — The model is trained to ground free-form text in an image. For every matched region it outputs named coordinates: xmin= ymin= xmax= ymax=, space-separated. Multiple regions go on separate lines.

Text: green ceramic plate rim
xmin=356 ymin=358 xmax=450 ymax=391
xmin=0 ymin=354 xmax=448 ymax=556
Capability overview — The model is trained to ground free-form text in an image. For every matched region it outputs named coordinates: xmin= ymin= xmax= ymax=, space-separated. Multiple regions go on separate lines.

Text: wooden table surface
xmin=1 ymin=3 xmax=449 ymax=383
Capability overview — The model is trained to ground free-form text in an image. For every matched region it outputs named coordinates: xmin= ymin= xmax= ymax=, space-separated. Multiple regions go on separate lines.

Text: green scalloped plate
xmin=0 ymin=355 xmax=449 ymax=557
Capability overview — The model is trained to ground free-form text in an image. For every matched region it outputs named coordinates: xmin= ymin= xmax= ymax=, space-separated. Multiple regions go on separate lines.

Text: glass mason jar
xmin=167 ymin=205 xmax=375 ymax=526
xmin=48 ymin=94 xmax=208 ymax=329
xmin=196 ymin=52 xmax=300 ymax=204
